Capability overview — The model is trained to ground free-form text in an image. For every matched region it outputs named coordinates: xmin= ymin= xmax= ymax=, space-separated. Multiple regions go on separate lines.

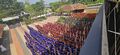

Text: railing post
xmin=101 ymin=4 xmax=109 ymax=55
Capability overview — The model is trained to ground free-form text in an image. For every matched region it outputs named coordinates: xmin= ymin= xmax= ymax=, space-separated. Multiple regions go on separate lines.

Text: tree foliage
xmin=24 ymin=0 xmax=45 ymax=17
xmin=68 ymin=0 xmax=80 ymax=4
xmin=68 ymin=0 xmax=103 ymax=4
xmin=24 ymin=4 xmax=34 ymax=16
xmin=23 ymin=0 xmax=45 ymax=24
xmin=50 ymin=2 xmax=69 ymax=12
xmin=32 ymin=0 xmax=45 ymax=15
xmin=0 ymin=0 xmax=24 ymax=18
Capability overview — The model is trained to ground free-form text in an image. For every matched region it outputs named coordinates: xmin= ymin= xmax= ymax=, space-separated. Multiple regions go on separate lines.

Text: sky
xmin=18 ymin=0 xmax=59 ymax=4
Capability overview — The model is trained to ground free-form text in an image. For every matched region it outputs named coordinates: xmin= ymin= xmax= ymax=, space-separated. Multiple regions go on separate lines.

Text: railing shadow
xmin=0 ymin=30 xmax=11 ymax=55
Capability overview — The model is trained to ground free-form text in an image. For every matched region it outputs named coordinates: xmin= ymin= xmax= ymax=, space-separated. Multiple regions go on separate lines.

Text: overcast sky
xmin=18 ymin=0 xmax=59 ymax=4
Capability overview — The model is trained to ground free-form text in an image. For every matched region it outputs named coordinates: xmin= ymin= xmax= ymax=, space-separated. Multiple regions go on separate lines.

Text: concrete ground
xmin=29 ymin=16 xmax=60 ymax=30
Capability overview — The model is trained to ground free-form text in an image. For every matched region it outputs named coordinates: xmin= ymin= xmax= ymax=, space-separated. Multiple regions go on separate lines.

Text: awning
xmin=2 ymin=16 xmax=19 ymax=22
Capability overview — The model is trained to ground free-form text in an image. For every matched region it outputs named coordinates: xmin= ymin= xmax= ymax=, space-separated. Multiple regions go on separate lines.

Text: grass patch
xmin=57 ymin=16 xmax=66 ymax=24
xmin=30 ymin=16 xmax=47 ymax=24
xmin=38 ymin=16 xmax=47 ymax=21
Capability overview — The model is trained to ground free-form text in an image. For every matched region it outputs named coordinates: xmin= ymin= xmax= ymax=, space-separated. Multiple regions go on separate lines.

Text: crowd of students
xmin=25 ymin=26 xmax=80 ymax=55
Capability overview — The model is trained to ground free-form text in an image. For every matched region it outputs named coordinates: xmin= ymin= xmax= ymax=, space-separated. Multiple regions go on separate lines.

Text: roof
xmin=71 ymin=13 xmax=96 ymax=19
xmin=70 ymin=8 xmax=98 ymax=19
xmin=71 ymin=13 xmax=87 ymax=19
xmin=2 ymin=16 xmax=19 ymax=22
xmin=61 ymin=3 xmax=87 ymax=11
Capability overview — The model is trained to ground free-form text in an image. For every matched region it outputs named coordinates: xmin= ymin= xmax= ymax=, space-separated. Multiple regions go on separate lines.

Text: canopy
xmin=2 ymin=16 xmax=19 ymax=22
xmin=61 ymin=3 xmax=87 ymax=11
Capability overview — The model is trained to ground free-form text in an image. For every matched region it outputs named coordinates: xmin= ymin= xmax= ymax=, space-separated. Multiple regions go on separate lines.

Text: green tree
xmin=24 ymin=4 xmax=34 ymax=16
xmin=24 ymin=0 xmax=45 ymax=16
xmin=79 ymin=0 xmax=103 ymax=4
xmin=32 ymin=0 xmax=45 ymax=15
xmin=68 ymin=0 xmax=79 ymax=4
xmin=50 ymin=2 xmax=69 ymax=12
xmin=12 ymin=2 xmax=24 ymax=15
xmin=0 ymin=0 xmax=24 ymax=18
xmin=0 ymin=0 xmax=16 ymax=9
xmin=68 ymin=0 xmax=103 ymax=4
xmin=97 ymin=0 xmax=104 ymax=3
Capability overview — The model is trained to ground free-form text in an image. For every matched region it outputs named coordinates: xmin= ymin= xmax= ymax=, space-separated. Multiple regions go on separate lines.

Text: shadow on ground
xmin=0 ymin=30 xmax=11 ymax=55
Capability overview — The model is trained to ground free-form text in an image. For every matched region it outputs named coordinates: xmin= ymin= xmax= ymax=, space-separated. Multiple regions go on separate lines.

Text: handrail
xmin=79 ymin=5 xmax=103 ymax=55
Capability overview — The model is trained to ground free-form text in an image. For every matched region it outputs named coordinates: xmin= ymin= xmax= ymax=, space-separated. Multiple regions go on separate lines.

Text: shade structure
xmin=61 ymin=3 xmax=87 ymax=11
xmin=71 ymin=13 xmax=87 ymax=19
xmin=2 ymin=16 xmax=19 ymax=22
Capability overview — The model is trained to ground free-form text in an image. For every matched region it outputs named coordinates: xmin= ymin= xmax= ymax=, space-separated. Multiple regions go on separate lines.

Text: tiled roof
xmin=61 ymin=3 xmax=87 ymax=11
xmin=70 ymin=9 xmax=98 ymax=19
xmin=71 ymin=13 xmax=96 ymax=19
xmin=71 ymin=13 xmax=87 ymax=19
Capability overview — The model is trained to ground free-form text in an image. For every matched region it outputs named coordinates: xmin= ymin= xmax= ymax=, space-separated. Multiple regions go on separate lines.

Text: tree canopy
xmin=0 ymin=0 xmax=45 ymax=18
xmin=0 ymin=0 xmax=24 ymax=18
xmin=68 ymin=0 xmax=103 ymax=4
xmin=24 ymin=0 xmax=45 ymax=17
xmin=50 ymin=2 xmax=69 ymax=12
xmin=0 ymin=0 xmax=103 ymax=18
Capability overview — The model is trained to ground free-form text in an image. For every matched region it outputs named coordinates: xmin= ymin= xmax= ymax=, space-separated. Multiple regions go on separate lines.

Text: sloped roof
xmin=71 ymin=3 xmax=87 ymax=10
xmin=61 ymin=3 xmax=87 ymax=11
xmin=70 ymin=9 xmax=98 ymax=19
xmin=61 ymin=5 xmax=73 ymax=11
xmin=71 ymin=13 xmax=96 ymax=19
xmin=2 ymin=16 xmax=19 ymax=22
xmin=71 ymin=13 xmax=87 ymax=19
